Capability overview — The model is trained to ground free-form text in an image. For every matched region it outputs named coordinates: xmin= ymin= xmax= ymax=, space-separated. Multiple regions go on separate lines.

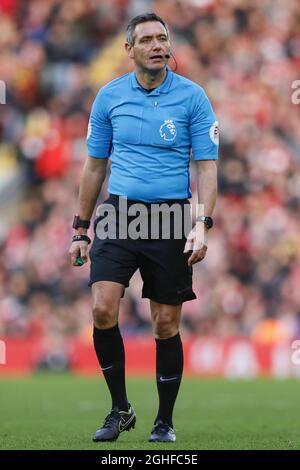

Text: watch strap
xmin=195 ymin=215 xmax=213 ymax=229
xmin=72 ymin=234 xmax=91 ymax=244
xmin=72 ymin=215 xmax=90 ymax=229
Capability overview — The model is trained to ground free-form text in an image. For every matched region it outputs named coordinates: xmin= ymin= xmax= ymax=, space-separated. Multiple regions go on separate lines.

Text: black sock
xmin=93 ymin=324 xmax=128 ymax=411
xmin=155 ymin=333 xmax=183 ymax=428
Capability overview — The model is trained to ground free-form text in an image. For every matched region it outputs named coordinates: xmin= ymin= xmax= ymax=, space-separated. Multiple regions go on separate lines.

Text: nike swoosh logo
xmin=159 ymin=376 xmax=179 ymax=382
xmin=119 ymin=413 xmax=135 ymax=432
xmin=101 ymin=365 xmax=113 ymax=371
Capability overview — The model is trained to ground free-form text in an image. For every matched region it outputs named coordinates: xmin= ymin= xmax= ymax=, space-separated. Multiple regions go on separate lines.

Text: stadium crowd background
xmin=0 ymin=0 xmax=299 ymax=364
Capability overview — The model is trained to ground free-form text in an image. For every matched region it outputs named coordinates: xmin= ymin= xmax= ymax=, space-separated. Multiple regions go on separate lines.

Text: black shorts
xmin=89 ymin=195 xmax=196 ymax=305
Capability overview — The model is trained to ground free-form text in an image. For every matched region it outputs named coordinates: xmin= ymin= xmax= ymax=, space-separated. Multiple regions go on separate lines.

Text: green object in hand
xmin=75 ymin=255 xmax=84 ymax=266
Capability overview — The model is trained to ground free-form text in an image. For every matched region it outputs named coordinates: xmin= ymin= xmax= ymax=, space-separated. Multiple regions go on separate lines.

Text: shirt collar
xmin=131 ymin=66 xmax=173 ymax=95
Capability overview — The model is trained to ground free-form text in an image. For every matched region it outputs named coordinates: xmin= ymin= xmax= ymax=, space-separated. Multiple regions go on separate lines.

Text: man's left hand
xmin=184 ymin=224 xmax=208 ymax=266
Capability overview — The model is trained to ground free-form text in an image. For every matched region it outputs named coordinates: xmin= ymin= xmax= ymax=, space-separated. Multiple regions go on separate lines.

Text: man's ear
xmin=125 ymin=43 xmax=134 ymax=59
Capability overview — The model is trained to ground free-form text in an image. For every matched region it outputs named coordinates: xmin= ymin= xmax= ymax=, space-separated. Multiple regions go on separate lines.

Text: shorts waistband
xmin=108 ymin=194 xmax=189 ymax=207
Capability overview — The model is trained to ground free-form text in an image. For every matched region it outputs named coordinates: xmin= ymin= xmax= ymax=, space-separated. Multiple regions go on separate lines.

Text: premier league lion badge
xmin=159 ymin=119 xmax=177 ymax=141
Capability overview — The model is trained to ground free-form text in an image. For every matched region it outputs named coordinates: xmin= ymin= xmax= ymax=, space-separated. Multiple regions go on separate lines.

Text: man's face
xmin=126 ymin=21 xmax=171 ymax=72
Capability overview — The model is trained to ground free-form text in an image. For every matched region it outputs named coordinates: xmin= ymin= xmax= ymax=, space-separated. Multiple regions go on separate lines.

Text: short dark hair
xmin=126 ymin=13 xmax=169 ymax=46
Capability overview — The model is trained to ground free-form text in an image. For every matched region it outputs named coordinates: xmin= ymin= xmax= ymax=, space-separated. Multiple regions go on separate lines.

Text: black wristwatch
xmin=72 ymin=214 xmax=90 ymax=229
xmin=195 ymin=215 xmax=214 ymax=230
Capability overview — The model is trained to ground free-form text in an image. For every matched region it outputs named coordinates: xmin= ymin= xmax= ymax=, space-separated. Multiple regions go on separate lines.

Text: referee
xmin=69 ymin=13 xmax=218 ymax=443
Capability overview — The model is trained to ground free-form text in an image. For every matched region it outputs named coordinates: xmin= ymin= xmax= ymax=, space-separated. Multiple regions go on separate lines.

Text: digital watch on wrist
xmin=195 ymin=215 xmax=214 ymax=230
xmin=72 ymin=215 xmax=90 ymax=230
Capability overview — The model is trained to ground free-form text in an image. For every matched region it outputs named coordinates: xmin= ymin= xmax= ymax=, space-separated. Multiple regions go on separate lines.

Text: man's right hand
xmin=69 ymin=240 xmax=89 ymax=266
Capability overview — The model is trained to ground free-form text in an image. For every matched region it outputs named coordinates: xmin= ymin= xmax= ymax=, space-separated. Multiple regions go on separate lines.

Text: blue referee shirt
xmin=87 ymin=68 xmax=219 ymax=202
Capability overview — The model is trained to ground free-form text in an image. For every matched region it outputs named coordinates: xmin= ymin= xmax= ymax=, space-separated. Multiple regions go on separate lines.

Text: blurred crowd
xmin=0 ymin=0 xmax=300 ymax=357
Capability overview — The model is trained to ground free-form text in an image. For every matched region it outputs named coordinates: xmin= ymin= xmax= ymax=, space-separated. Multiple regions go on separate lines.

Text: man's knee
xmin=92 ymin=282 xmax=123 ymax=329
xmin=92 ymin=300 xmax=118 ymax=329
xmin=152 ymin=310 xmax=180 ymax=339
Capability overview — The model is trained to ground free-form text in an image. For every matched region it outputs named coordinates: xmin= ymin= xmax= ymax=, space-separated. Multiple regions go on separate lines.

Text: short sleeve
xmin=86 ymin=88 xmax=112 ymax=158
xmin=190 ymin=88 xmax=219 ymax=161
